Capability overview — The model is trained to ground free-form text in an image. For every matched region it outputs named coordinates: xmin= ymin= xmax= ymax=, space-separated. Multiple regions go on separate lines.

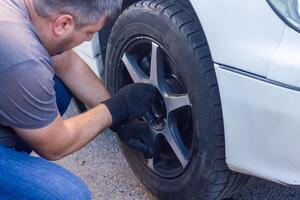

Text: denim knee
xmin=50 ymin=175 xmax=91 ymax=200
xmin=28 ymin=173 xmax=92 ymax=200
xmin=0 ymin=146 xmax=91 ymax=200
xmin=53 ymin=75 xmax=72 ymax=116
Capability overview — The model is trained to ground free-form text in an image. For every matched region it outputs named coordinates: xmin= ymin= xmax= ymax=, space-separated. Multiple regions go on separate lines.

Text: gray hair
xmin=33 ymin=0 xmax=122 ymax=28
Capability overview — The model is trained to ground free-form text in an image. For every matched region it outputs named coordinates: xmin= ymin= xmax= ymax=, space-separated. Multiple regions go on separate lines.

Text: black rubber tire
xmin=105 ymin=0 xmax=249 ymax=199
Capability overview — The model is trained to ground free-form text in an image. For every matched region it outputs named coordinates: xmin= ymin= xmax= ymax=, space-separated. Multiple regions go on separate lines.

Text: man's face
xmin=49 ymin=15 xmax=107 ymax=56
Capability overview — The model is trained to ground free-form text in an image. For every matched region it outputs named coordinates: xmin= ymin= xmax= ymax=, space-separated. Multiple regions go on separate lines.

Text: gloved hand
xmin=113 ymin=119 xmax=154 ymax=159
xmin=103 ymin=83 xmax=157 ymax=127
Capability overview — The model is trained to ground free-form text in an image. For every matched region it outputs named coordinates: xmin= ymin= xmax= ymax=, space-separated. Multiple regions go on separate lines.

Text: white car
xmin=92 ymin=0 xmax=300 ymax=199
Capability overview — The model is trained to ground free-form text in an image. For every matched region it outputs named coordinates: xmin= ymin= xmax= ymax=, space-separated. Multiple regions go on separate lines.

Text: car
xmin=91 ymin=0 xmax=300 ymax=199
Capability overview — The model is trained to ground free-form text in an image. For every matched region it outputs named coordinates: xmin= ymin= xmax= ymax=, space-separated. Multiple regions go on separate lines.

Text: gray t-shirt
xmin=0 ymin=0 xmax=58 ymax=146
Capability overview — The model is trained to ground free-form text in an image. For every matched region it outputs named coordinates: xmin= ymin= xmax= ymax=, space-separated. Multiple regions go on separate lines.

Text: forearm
xmin=52 ymin=50 xmax=111 ymax=108
xmin=15 ymin=103 xmax=112 ymax=161
xmin=57 ymin=104 xmax=112 ymax=158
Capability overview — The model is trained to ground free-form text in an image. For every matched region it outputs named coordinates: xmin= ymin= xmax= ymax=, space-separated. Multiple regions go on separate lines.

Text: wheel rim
xmin=117 ymin=37 xmax=194 ymax=178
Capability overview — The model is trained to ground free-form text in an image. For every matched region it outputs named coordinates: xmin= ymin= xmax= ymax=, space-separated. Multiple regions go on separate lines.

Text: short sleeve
xmin=0 ymin=59 xmax=58 ymax=129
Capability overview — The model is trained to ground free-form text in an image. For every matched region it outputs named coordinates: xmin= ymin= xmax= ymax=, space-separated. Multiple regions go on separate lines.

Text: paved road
xmin=54 ymin=101 xmax=300 ymax=200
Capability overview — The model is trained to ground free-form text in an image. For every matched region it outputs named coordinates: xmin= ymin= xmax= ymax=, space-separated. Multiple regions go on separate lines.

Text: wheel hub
xmin=147 ymin=92 xmax=167 ymax=131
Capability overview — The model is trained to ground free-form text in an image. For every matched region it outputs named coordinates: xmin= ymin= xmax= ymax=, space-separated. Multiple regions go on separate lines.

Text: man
xmin=0 ymin=0 xmax=157 ymax=199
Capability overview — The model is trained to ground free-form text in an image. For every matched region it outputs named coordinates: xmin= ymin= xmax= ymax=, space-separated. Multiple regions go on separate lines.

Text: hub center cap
xmin=147 ymin=91 xmax=167 ymax=131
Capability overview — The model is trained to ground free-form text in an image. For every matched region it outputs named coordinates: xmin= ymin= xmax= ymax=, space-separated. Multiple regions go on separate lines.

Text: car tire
xmin=105 ymin=0 xmax=249 ymax=199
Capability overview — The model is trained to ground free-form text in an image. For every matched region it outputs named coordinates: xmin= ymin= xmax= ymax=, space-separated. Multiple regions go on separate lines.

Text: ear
xmin=52 ymin=14 xmax=75 ymax=37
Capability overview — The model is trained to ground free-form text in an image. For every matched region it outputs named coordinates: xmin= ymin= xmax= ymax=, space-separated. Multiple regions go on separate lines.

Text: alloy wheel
xmin=117 ymin=37 xmax=194 ymax=178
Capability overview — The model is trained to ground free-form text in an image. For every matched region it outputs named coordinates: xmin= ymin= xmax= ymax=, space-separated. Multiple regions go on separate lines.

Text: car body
xmin=191 ymin=0 xmax=300 ymax=185
xmin=92 ymin=0 xmax=300 ymax=197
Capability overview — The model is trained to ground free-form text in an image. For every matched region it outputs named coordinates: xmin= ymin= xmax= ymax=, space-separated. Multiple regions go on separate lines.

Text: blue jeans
xmin=0 ymin=76 xmax=91 ymax=200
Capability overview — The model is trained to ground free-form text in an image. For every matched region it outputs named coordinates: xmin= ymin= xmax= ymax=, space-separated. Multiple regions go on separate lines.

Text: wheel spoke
xmin=147 ymin=158 xmax=154 ymax=170
xmin=163 ymin=126 xmax=189 ymax=167
xmin=164 ymin=94 xmax=191 ymax=113
xmin=122 ymin=53 xmax=149 ymax=83
xmin=150 ymin=42 xmax=164 ymax=86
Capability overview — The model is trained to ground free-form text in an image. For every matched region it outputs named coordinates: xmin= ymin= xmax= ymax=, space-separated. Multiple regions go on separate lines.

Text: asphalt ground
xmin=54 ymin=100 xmax=300 ymax=200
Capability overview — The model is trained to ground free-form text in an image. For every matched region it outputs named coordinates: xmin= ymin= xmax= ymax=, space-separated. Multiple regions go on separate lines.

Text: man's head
xmin=26 ymin=0 xmax=122 ymax=55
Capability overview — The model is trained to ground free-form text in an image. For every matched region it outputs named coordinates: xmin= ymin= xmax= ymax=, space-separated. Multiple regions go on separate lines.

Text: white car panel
xmin=215 ymin=63 xmax=300 ymax=185
xmin=267 ymin=26 xmax=300 ymax=88
xmin=189 ymin=0 xmax=285 ymax=76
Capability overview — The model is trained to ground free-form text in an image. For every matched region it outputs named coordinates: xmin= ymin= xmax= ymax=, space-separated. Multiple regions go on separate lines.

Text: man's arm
xmin=52 ymin=50 xmax=111 ymax=108
xmin=13 ymin=83 xmax=157 ymax=161
xmin=14 ymin=104 xmax=112 ymax=161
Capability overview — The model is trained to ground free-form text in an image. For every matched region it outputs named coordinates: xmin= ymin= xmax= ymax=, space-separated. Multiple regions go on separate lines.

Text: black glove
xmin=103 ymin=83 xmax=157 ymax=127
xmin=113 ymin=119 xmax=154 ymax=159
